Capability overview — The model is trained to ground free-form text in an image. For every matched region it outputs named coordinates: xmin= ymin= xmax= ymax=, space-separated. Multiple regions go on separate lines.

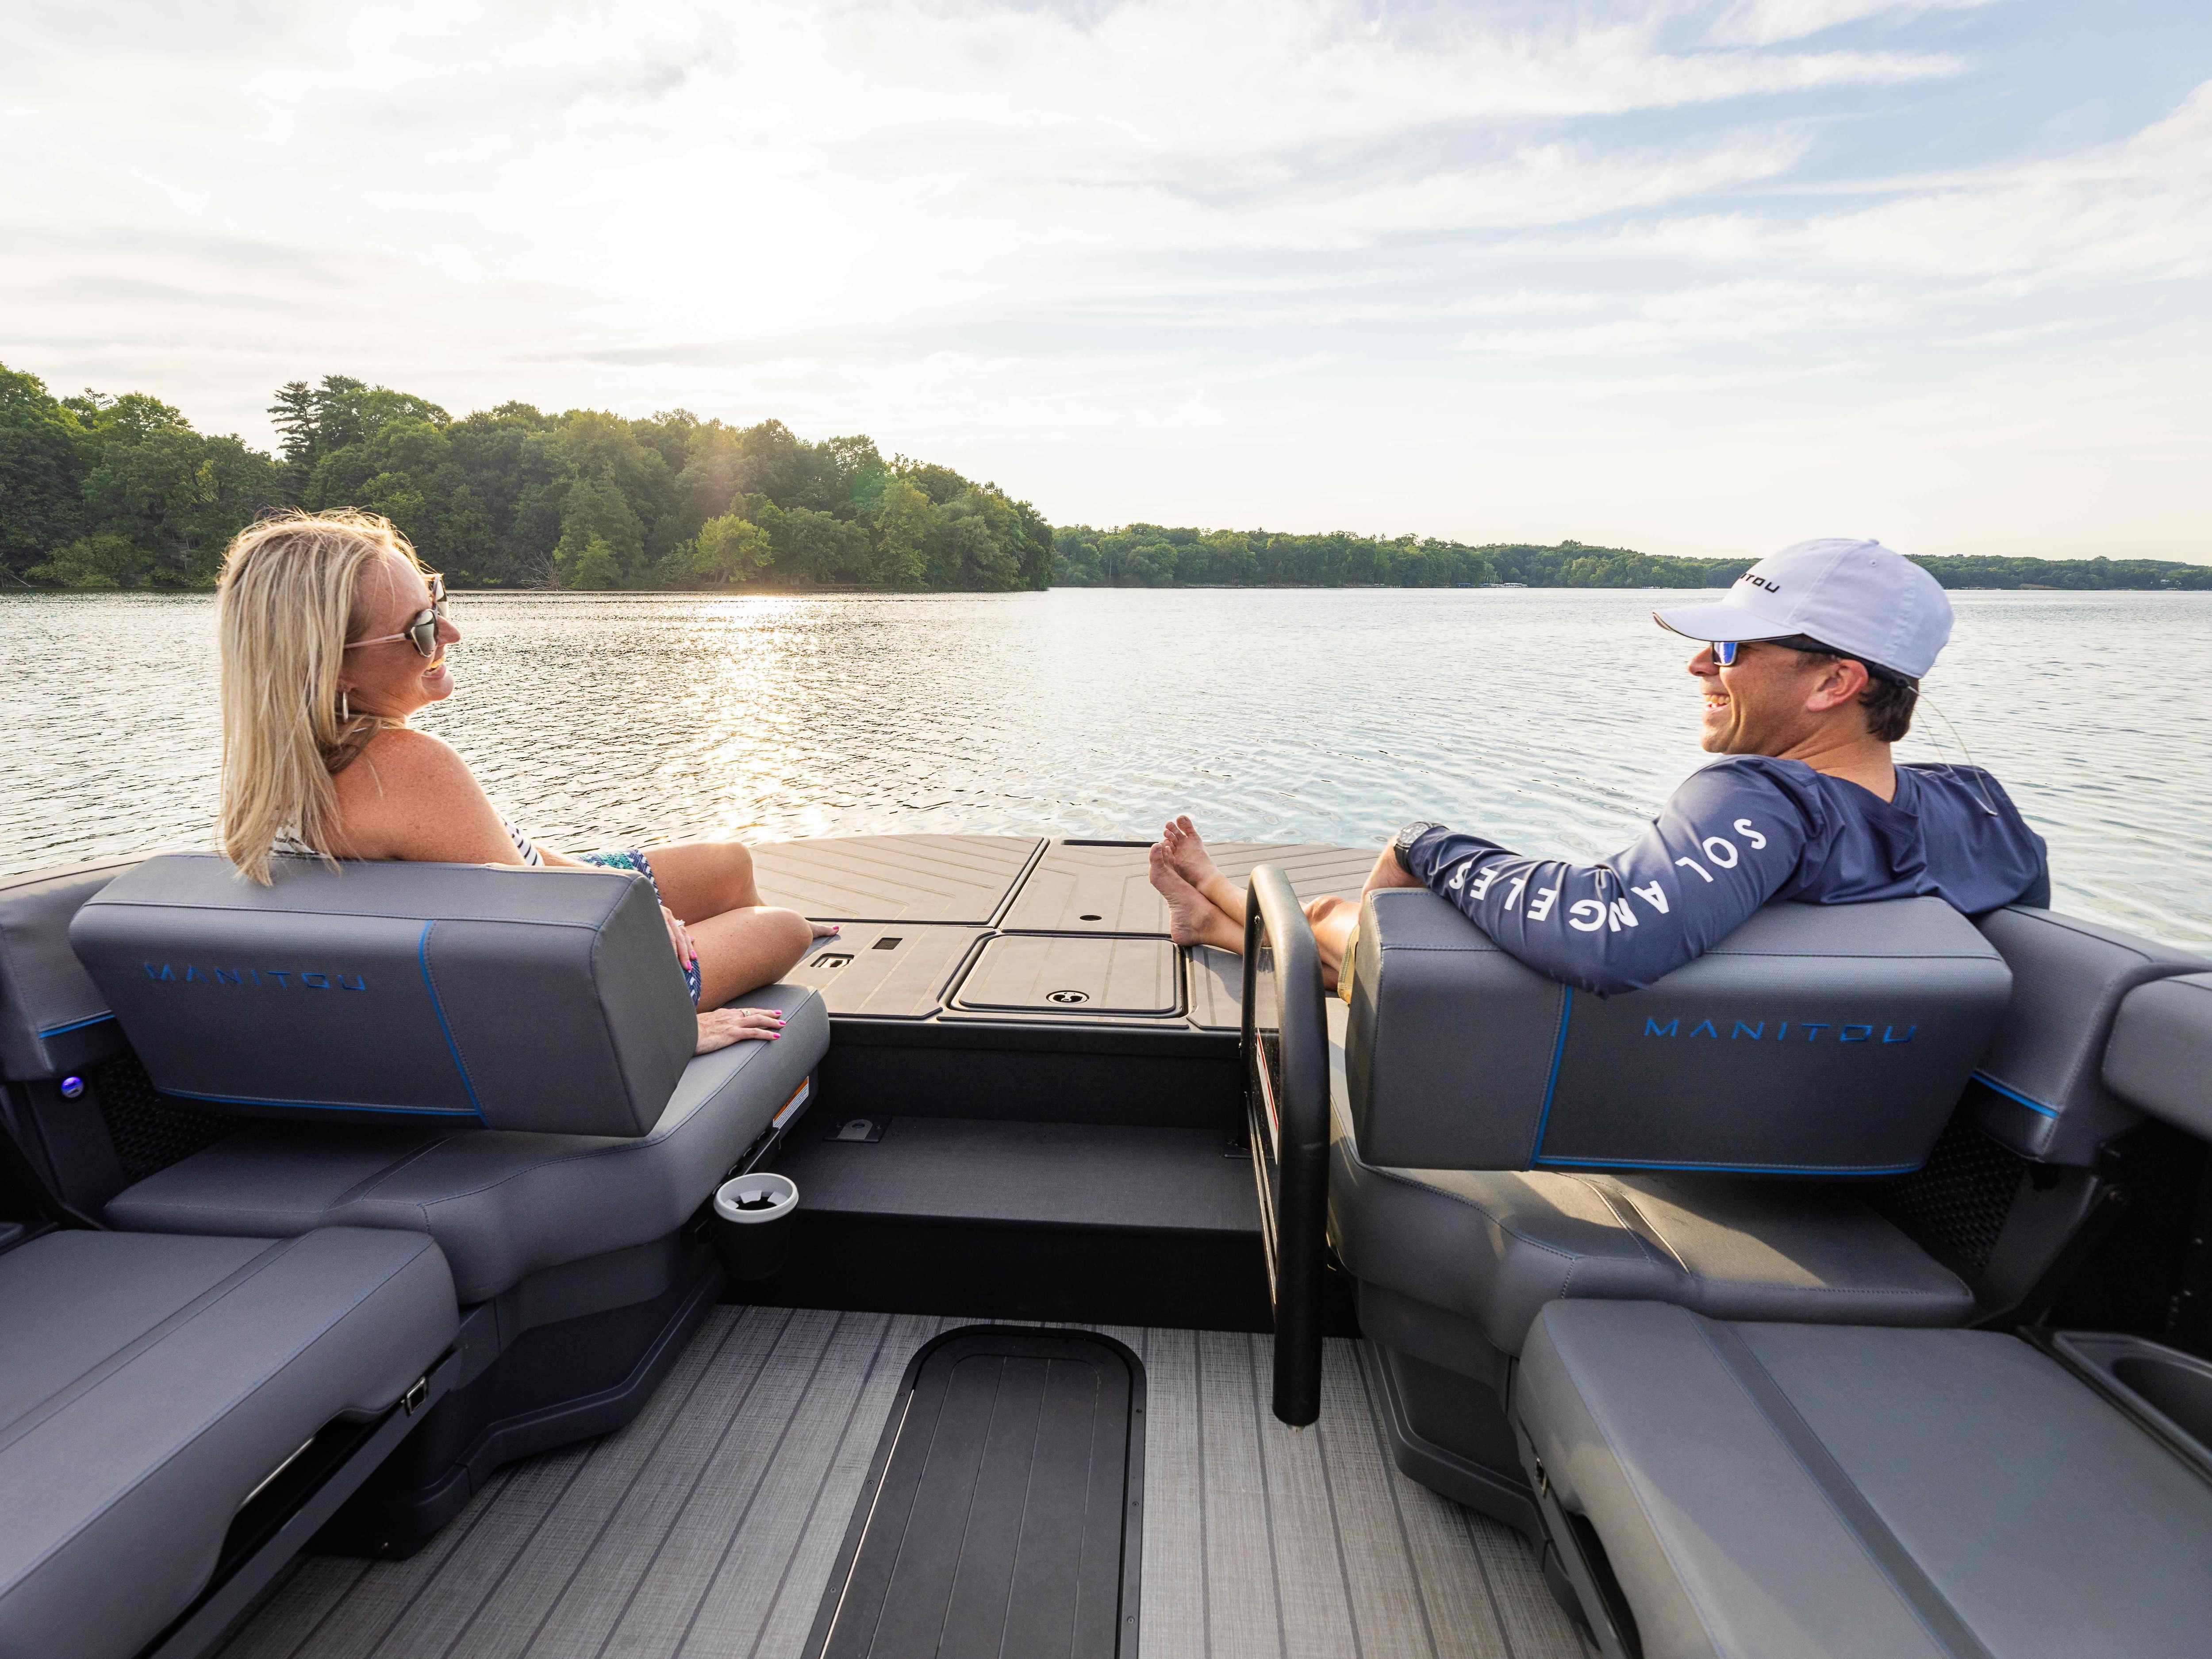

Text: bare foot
xmin=1150 ymin=842 xmax=1242 ymax=952
xmin=1162 ymin=814 xmax=1246 ymax=925
xmin=809 ymin=920 xmax=842 ymax=940
xmin=1160 ymin=814 xmax=1221 ymax=889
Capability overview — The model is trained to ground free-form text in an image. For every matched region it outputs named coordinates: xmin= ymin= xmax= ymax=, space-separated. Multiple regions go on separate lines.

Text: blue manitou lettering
xmin=1732 ymin=1021 xmax=1763 ymax=1040
xmin=1644 ymin=1018 xmax=1678 ymax=1037
xmin=1839 ymin=1024 xmax=1874 ymax=1042
xmin=1689 ymin=1019 xmax=1719 ymax=1038
xmin=1883 ymin=1025 xmax=1916 ymax=1043
xmin=300 ymin=973 xmax=330 ymax=990
xmin=142 ymin=963 xmax=173 ymax=981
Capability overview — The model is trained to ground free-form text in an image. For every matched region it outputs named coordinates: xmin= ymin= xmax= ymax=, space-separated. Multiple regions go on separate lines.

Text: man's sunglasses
xmin=1709 ymin=635 xmax=1912 ymax=684
xmin=344 ymin=574 xmax=448 ymax=658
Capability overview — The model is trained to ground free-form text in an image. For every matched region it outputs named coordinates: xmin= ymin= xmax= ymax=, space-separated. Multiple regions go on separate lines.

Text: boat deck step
xmin=773 ymin=1116 xmax=1260 ymax=1235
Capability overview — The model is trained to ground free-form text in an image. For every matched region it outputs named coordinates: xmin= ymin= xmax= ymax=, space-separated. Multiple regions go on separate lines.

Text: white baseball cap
xmin=1651 ymin=537 xmax=1952 ymax=680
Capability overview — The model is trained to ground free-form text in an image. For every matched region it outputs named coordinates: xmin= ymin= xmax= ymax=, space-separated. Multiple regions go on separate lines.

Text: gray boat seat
xmin=0 ymin=860 xmax=139 ymax=1080
xmin=0 ymin=1226 xmax=456 ymax=1659
xmin=1331 ymin=1099 xmax=1974 ymax=1367
xmin=104 ymin=979 xmax=827 ymax=1303
xmin=72 ymin=854 xmax=708 ymax=1135
xmin=1514 ymin=1299 xmax=2212 ymax=1659
xmin=1970 ymin=907 xmax=2212 ymax=1164
xmin=2103 ymin=971 xmax=2212 ymax=1142
xmin=1327 ymin=891 xmax=1995 ymax=1375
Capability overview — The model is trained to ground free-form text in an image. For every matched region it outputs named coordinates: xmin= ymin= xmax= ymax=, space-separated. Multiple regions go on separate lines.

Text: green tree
xmin=871 ymin=475 xmax=937 ymax=587
xmin=554 ymin=476 xmax=644 ymax=587
xmin=0 ymin=364 xmax=87 ymax=580
xmin=691 ymin=513 xmax=772 ymax=583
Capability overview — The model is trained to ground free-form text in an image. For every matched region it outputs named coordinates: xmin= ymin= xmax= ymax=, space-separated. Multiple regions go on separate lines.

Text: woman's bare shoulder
xmin=345 ymin=726 xmax=475 ymax=793
xmin=331 ymin=726 xmax=513 ymax=861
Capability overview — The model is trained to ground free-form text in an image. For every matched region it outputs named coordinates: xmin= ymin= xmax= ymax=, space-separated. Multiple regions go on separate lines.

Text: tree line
xmin=1053 ymin=525 xmax=2212 ymax=591
xmin=1051 ymin=527 xmax=1755 ymax=588
xmin=3 ymin=360 xmax=2204 ymax=592
xmin=0 ymin=363 xmax=1052 ymax=591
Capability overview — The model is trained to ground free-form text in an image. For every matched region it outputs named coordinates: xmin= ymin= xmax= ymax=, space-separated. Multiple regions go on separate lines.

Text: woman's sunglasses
xmin=344 ymin=574 xmax=448 ymax=658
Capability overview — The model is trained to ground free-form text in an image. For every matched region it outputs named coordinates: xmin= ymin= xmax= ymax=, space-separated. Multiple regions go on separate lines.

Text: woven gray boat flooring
xmin=219 ymin=1308 xmax=1585 ymax=1659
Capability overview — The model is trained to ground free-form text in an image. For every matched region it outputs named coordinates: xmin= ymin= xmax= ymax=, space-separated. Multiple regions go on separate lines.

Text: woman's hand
xmin=663 ymin=905 xmax=697 ymax=970
xmin=695 ymin=1006 xmax=786 ymax=1055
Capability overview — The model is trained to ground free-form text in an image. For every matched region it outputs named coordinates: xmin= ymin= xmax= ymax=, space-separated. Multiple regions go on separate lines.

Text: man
xmin=1148 ymin=538 xmax=2050 ymax=995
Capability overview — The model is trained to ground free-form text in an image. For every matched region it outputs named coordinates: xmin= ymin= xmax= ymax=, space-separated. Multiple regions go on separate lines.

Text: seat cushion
xmin=2103 ymin=972 xmax=2212 ymax=1141
xmin=1330 ymin=1089 xmax=1972 ymax=1357
xmin=0 ymin=1227 xmax=456 ymax=1659
xmin=105 ymin=983 xmax=827 ymax=1302
xmin=1516 ymin=1301 xmax=2212 ymax=1659
xmin=0 ymin=860 xmax=138 ymax=1080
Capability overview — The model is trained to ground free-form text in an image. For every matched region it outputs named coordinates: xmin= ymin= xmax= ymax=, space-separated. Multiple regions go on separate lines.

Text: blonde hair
xmin=216 ymin=510 xmax=424 ymax=883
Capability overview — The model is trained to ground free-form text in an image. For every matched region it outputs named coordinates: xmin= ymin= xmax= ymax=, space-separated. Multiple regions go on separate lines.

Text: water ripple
xmin=4 ymin=587 xmax=2207 ymax=945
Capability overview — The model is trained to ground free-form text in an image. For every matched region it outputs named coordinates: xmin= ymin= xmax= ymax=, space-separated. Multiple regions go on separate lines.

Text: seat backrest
xmin=1345 ymin=890 xmax=2012 ymax=1175
xmin=70 ymin=853 xmax=695 ymax=1136
xmin=1970 ymin=909 xmax=2212 ymax=1165
xmin=0 ymin=860 xmax=141 ymax=1080
xmin=2103 ymin=972 xmax=2212 ymax=1144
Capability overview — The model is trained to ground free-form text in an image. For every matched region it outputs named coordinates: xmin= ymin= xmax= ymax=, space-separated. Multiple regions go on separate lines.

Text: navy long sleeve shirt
xmin=1400 ymin=757 xmax=2051 ymax=996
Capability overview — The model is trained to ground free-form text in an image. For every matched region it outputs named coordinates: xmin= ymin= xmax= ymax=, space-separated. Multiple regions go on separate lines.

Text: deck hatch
xmin=950 ymin=934 xmax=1182 ymax=1017
xmin=751 ymin=834 xmax=1044 ymax=925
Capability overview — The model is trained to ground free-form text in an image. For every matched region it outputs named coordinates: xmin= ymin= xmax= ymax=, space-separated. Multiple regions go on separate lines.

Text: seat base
xmin=1369 ymin=1345 xmax=1538 ymax=1538
xmin=1517 ymin=1301 xmax=2212 ymax=1659
xmin=322 ymin=1230 xmax=723 ymax=1557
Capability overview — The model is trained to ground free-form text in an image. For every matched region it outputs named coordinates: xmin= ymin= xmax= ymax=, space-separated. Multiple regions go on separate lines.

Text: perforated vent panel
xmin=1871 ymin=1116 xmax=2026 ymax=1274
xmin=93 ymin=1051 xmax=235 ymax=1185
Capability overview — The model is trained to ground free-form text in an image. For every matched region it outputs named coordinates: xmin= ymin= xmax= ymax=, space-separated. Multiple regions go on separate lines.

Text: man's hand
xmin=1363 ymin=843 xmax=1427 ymax=895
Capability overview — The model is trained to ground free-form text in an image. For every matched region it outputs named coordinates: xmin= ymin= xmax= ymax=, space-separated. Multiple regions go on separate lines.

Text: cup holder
xmin=2111 ymin=1354 xmax=2212 ymax=1445
xmin=712 ymin=1171 xmax=799 ymax=1282
xmin=2051 ymin=1332 xmax=2212 ymax=1480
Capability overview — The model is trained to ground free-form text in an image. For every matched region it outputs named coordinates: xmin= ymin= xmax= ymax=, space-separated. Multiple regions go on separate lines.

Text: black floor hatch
xmin=805 ymin=1327 xmax=1144 ymax=1659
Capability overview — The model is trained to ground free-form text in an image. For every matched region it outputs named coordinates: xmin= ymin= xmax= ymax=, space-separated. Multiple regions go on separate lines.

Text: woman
xmin=215 ymin=509 xmax=830 ymax=1054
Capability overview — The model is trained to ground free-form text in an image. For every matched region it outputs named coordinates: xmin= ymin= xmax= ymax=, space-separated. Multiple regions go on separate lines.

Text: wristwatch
xmin=1392 ymin=821 xmax=1444 ymax=874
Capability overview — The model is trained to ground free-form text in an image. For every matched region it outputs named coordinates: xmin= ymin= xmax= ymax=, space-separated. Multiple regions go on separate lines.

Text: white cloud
xmin=0 ymin=1 xmax=2204 ymax=562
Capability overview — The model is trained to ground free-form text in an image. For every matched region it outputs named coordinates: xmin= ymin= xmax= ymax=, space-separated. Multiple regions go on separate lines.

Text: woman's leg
xmin=625 ymin=841 xmax=762 ymax=923
xmin=639 ymin=840 xmax=839 ymax=936
xmin=687 ymin=905 xmax=817 ymax=1010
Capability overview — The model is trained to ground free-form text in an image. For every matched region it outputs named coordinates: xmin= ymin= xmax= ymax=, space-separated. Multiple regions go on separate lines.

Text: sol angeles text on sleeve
xmin=1400 ymin=757 xmax=2050 ymax=996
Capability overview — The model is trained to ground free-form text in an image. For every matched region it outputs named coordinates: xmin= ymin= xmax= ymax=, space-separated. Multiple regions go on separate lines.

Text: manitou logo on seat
xmin=1642 ymin=1017 xmax=1916 ymax=1043
xmin=141 ymin=963 xmax=369 ymax=991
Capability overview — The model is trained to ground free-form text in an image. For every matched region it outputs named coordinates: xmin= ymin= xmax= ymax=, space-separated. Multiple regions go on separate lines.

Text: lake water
xmin=4 ymin=588 xmax=2208 ymax=946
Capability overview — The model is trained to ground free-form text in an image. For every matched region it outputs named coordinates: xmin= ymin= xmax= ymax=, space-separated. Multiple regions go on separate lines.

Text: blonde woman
xmin=216 ymin=509 xmax=830 ymax=1055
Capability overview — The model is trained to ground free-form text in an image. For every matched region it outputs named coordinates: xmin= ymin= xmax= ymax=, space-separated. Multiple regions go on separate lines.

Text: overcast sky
xmin=5 ymin=1 xmax=2208 ymax=560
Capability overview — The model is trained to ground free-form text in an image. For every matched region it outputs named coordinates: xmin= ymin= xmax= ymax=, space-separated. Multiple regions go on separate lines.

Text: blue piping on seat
xmin=1972 ymin=1071 xmax=2058 ymax=1119
xmin=418 ymin=921 xmax=486 ymax=1119
xmin=1527 ymin=987 xmax=1572 ymax=1163
xmin=161 ymin=1085 xmax=480 ymax=1117
xmin=37 ymin=1012 xmax=115 ymax=1037
xmin=1534 ymin=1153 xmax=1924 ymax=1176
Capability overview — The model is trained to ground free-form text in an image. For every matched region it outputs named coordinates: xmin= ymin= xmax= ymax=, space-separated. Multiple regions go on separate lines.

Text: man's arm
xmin=1395 ymin=761 xmax=1813 ymax=994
